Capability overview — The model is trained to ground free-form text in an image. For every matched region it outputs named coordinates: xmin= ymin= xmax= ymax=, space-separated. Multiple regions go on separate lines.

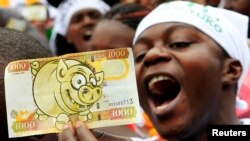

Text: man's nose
xmin=81 ymin=15 xmax=96 ymax=25
xmin=143 ymin=46 xmax=172 ymax=67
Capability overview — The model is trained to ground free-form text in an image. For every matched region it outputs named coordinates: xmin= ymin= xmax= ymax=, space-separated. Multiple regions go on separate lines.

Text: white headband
xmin=49 ymin=0 xmax=110 ymax=55
xmin=54 ymin=0 xmax=110 ymax=36
xmin=133 ymin=1 xmax=250 ymax=109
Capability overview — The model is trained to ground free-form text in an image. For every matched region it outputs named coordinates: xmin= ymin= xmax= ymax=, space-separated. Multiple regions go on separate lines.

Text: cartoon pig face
xmin=56 ymin=59 xmax=104 ymax=112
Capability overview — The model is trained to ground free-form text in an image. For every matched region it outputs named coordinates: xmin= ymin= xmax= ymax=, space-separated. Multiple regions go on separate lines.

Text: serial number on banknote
xmin=109 ymin=98 xmax=134 ymax=107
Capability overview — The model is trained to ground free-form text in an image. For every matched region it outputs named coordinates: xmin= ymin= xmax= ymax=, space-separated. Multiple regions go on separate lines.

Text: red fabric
xmin=237 ymin=67 xmax=250 ymax=118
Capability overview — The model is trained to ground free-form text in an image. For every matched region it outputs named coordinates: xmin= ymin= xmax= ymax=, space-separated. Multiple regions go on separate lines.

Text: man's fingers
xmin=60 ymin=123 xmax=76 ymax=141
xmin=92 ymin=129 xmax=132 ymax=141
xmin=75 ymin=121 xmax=98 ymax=141
xmin=59 ymin=121 xmax=131 ymax=141
xmin=91 ymin=129 xmax=105 ymax=139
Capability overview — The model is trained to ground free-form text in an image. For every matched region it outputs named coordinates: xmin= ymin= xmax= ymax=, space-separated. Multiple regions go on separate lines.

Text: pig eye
xmin=71 ymin=74 xmax=86 ymax=89
xmin=90 ymin=77 xmax=96 ymax=86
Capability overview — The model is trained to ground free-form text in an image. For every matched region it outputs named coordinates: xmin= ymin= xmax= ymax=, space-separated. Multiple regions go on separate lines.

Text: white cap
xmin=54 ymin=0 xmax=110 ymax=36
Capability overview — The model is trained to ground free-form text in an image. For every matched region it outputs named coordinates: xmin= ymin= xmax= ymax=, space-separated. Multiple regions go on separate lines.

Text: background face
xmin=224 ymin=0 xmax=250 ymax=17
xmin=133 ymin=23 xmax=226 ymax=139
xmin=66 ymin=9 xmax=102 ymax=52
xmin=205 ymin=0 xmax=221 ymax=6
xmin=90 ymin=20 xmax=134 ymax=50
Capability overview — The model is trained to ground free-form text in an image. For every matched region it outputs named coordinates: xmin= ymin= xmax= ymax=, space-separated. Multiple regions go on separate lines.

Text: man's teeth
xmin=148 ymin=75 xmax=173 ymax=89
xmin=84 ymin=30 xmax=92 ymax=36
xmin=83 ymin=30 xmax=92 ymax=41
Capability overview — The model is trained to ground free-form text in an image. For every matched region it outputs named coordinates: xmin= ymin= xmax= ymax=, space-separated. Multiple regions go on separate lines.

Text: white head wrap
xmin=49 ymin=0 xmax=110 ymax=55
xmin=54 ymin=0 xmax=110 ymax=36
xmin=133 ymin=1 xmax=250 ymax=109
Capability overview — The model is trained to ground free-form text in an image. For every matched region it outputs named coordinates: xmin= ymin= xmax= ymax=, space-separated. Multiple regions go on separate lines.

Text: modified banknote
xmin=4 ymin=48 xmax=141 ymax=138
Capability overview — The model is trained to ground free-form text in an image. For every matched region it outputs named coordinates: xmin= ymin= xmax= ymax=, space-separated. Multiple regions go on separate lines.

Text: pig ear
xmin=57 ymin=59 xmax=68 ymax=82
xmin=95 ymin=71 xmax=104 ymax=86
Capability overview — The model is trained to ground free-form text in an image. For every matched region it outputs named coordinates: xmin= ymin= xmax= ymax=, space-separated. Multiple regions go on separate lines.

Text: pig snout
xmin=79 ymin=86 xmax=102 ymax=103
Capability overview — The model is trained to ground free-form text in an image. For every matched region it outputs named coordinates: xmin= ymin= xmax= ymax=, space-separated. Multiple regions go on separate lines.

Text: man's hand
xmin=58 ymin=121 xmax=132 ymax=141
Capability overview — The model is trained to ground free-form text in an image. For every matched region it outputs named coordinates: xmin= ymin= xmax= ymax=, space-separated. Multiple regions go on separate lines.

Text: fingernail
xmin=75 ymin=121 xmax=83 ymax=128
xmin=63 ymin=124 xmax=70 ymax=130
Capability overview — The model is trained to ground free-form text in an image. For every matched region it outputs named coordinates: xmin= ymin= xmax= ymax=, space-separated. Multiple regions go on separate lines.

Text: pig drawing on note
xmin=31 ymin=59 xmax=104 ymax=130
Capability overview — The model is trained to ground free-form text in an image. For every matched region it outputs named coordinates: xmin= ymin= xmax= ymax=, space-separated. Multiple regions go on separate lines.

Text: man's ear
xmin=222 ymin=58 xmax=242 ymax=85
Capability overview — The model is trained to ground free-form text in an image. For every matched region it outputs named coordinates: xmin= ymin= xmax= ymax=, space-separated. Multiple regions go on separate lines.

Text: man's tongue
xmin=149 ymin=79 xmax=180 ymax=106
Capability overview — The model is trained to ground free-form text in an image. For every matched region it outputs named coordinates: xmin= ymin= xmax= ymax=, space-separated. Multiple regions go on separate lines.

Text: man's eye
xmin=168 ymin=42 xmax=191 ymax=49
xmin=135 ymin=53 xmax=146 ymax=63
xmin=89 ymin=12 xmax=101 ymax=19
xmin=71 ymin=14 xmax=83 ymax=23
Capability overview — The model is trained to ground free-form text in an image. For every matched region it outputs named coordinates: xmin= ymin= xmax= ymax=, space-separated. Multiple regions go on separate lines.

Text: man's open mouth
xmin=146 ymin=75 xmax=181 ymax=107
xmin=82 ymin=30 xmax=92 ymax=41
